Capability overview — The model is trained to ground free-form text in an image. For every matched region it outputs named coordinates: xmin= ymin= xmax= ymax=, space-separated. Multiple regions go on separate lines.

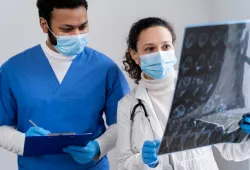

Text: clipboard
xmin=23 ymin=133 xmax=93 ymax=156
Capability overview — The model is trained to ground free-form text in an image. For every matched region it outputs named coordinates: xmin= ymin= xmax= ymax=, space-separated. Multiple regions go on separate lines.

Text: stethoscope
xmin=130 ymin=99 xmax=156 ymax=154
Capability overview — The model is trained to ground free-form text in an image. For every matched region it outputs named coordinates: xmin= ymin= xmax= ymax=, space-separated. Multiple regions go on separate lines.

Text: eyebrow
xmin=143 ymin=41 xmax=171 ymax=47
xmin=60 ymin=21 xmax=88 ymax=27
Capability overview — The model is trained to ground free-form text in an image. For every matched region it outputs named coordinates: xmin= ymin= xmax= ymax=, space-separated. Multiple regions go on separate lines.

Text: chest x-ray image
xmin=158 ymin=21 xmax=250 ymax=155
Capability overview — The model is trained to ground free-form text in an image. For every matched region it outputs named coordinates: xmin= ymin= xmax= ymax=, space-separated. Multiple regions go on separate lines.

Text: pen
xmin=28 ymin=120 xmax=76 ymax=136
xmin=29 ymin=120 xmax=38 ymax=127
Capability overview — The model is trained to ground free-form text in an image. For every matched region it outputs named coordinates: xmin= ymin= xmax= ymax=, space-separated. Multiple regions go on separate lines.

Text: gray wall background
xmin=0 ymin=0 xmax=249 ymax=169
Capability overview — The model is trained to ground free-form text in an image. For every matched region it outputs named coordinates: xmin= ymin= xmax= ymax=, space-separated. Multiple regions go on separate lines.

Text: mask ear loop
xmin=132 ymin=49 xmax=142 ymax=65
xmin=45 ymin=20 xmax=57 ymax=38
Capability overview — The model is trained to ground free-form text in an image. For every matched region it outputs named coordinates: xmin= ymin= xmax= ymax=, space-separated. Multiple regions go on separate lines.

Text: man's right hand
xmin=25 ymin=127 xmax=50 ymax=136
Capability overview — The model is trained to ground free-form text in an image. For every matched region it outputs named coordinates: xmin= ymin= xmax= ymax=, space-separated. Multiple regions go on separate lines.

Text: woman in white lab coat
xmin=116 ymin=17 xmax=250 ymax=170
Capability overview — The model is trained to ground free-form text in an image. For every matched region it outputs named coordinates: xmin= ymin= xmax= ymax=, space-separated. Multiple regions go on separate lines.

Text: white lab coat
xmin=116 ymin=82 xmax=250 ymax=170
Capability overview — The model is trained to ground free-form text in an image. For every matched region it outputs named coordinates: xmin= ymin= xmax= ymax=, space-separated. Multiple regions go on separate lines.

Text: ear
xmin=40 ymin=17 xmax=48 ymax=33
xmin=129 ymin=48 xmax=140 ymax=65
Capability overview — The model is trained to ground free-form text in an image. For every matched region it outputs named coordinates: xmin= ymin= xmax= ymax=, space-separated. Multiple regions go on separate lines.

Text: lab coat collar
xmin=135 ymin=82 xmax=151 ymax=104
xmin=134 ymin=81 xmax=164 ymax=139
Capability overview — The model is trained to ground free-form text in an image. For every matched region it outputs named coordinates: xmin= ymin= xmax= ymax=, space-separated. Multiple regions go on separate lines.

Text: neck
xmin=144 ymin=73 xmax=154 ymax=80
xmin=141 ymin=68 xmax=176 ymax=92
xmin=46 ymin=40 xmax=58 ymax=53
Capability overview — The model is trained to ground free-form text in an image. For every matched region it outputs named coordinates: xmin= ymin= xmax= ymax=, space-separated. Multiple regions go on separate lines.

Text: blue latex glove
xmin=25 ymin=127 xmax=50 ymax=137
xmin=142 ymin=140 xmax=160 ymax=168
xmin=63 ymin=140 xmax=100 ymax=164
xmin=240 ymin=114 xmax=250 ymax=134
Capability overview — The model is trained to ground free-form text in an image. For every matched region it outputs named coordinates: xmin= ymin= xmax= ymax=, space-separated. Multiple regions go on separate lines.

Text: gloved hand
xmin=63 ymin=140 xmax=100 ymax=164
xmin=25 ymin=127 xmax=50 ymax=136
xmin=240 ymin=114 xmax=250 ymax=134
xmin=142 ymin=140 xmax=160 ymax=168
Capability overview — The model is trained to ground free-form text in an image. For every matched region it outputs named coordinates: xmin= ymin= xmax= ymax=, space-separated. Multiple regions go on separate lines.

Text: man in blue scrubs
xmin=0 ymin=0 xmax=129 ymax=169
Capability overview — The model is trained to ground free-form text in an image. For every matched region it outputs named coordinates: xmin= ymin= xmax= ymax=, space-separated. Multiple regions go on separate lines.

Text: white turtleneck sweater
xmin=141 ymin=68 xmax=176 ymax=130
xmin=0 ymin=42 xmax=116 ymax=158
xmin=41 ymin=42 xmax=76 ymax=83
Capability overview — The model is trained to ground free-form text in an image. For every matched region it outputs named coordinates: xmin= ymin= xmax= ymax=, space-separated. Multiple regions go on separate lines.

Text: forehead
xmin=137 ymin=26 xmax=173 ymax=46
xmin=51 ymin=7 xmax=88 ymax=25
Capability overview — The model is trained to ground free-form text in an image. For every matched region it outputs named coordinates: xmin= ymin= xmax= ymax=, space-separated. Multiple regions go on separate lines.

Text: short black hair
xmin=36 ymin=0 xmax=88 ymax=24
xmin=123 ymin=17 xmax=176 ymax=84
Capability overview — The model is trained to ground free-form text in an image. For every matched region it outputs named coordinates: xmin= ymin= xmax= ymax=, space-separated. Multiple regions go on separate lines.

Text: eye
xmin=163 ymin=44 xmax=172 ymax=50
xmin=61 ymin=28 xmax=73 ymax=32
xmin=145 ymin=47 xmax=154 ymax=52
xmin=79 ymin=24 xmax=87 ymax=30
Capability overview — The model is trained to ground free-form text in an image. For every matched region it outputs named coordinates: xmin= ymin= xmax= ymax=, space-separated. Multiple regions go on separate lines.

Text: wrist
xmin=92 ymin=140 xmax=100 ymax=159
xmin=148 ymin=160 xmax=159 ymax=168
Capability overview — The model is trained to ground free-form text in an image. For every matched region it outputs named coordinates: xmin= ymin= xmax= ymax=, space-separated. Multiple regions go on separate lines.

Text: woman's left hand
xmin=142 ymin=140 xmax=160 ymax=168
xmin=239 ymin=114 xmax=250 ymax=134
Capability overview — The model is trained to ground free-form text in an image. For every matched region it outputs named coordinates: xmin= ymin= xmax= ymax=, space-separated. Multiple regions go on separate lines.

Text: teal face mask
xmin=47 ymin=25 xmax=88 ymax=56
xmin=138 ymin=50 xmax=177 ymax=80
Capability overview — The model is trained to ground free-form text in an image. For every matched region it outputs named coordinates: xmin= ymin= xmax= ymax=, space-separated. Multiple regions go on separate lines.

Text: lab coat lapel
xmin=135 ymin=82 xmax=164 ymax=139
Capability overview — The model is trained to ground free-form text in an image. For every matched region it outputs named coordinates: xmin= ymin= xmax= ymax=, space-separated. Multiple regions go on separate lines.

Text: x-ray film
xmin=158 ymin=21 xmax=250 ymax=155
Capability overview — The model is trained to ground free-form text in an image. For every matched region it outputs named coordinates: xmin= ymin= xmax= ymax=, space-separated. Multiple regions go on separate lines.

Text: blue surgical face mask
xmin=138 ymin=50 xmax=177 ymax=80
xmin=54 ymin=34 xmax=88 ymax=56
xmin=47 ymin=25 xmax=88 ymax=56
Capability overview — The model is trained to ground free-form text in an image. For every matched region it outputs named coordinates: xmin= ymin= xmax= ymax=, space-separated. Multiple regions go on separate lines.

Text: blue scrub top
xmin=0 ymin=45 xmax=130 ymax=170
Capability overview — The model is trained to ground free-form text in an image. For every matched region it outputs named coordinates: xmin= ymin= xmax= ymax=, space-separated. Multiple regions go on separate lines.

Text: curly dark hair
xmin=123 ymin=17 xmax=176 ymax=84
